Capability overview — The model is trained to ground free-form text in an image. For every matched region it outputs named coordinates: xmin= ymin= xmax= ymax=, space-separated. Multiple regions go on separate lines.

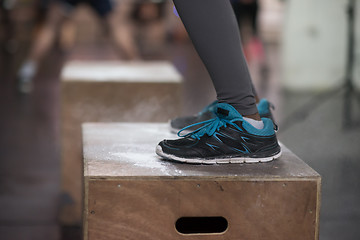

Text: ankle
xmin=244 ymin=112 xmax=261 ymax=121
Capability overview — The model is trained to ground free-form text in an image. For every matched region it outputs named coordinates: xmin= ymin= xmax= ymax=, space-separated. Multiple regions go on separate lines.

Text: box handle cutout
xmin=175 ymin=216 xmax=228 ymax=234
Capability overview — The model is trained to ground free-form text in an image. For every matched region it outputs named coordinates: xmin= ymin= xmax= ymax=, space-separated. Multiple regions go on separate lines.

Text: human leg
xmin=156 ymin=0 xmax=280 ymax=163
xmin=106 ymin=14 xmax=140 ymax=60
xmin=18 ymin=2 xmax=66 ymax=93
xmin=173 ymin=0 xmax=258 ymax=117
xmin=90 ymin=0 xmax=139 ymax=60
xmin=170 ymin=0 xmax=262 ymax=128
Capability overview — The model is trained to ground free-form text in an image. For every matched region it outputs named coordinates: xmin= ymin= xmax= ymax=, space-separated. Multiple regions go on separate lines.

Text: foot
xmin=169 ymin=100 xmax=218 ymax=134
xmin=169 ymin=98 xmax=278 ymax=134
xmin=157 ymin=103 xmax=281 ymax=164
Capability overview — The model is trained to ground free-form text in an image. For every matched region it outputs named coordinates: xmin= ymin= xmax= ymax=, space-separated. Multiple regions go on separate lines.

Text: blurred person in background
xmin=130 ymin=0 xmax=168 ymax=55
xmin=0 ymin=0 xmax=17 ymax=54
xmin=17 ymin=0 xmax=140 ymax=93
xmin=232 ymin=0 xmax=269 ymax=89
xmin=232 ymin=0 xmax=264 ymax=62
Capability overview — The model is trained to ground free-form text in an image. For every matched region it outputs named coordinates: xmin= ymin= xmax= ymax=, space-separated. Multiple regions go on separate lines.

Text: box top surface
xmin=61 ymin=61 xmax=182 ymax=83
xmin=83 ymin=123 xmax=320 ymax=180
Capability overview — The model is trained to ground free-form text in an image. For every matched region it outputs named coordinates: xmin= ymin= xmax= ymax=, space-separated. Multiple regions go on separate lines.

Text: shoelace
xmin=178 ymin=116 xmax=243 ymax=140
xmin=197 ymin=100 xmax=277 ymax=131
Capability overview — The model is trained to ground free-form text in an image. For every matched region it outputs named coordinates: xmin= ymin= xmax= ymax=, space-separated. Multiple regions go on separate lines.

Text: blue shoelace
xmin=178 ymin=116 xmax=243 ymax=140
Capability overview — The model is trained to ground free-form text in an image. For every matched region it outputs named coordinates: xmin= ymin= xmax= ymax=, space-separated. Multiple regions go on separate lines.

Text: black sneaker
xmin=156 ymin=102 xmax=281 ymax=164
xmin=169 ymin=100 xmax=217 ymax=134
xmin=170 ymin=98 xmax=277 ymax=134
xmin=257 ymin=98 xmax=278 ymax=130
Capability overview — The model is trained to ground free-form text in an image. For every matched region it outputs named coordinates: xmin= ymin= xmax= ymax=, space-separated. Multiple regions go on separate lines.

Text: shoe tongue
xmin=215 ymin=103 xmax=243 ymax=120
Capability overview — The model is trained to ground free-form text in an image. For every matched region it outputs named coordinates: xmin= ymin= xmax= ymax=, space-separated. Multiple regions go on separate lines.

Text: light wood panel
xmin=60 ymin=61 xmax=182 ymax=225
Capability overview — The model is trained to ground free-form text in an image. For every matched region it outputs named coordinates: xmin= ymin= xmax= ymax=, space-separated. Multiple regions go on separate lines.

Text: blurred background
xmin=0 ymin=0 xmax=359 ymax=239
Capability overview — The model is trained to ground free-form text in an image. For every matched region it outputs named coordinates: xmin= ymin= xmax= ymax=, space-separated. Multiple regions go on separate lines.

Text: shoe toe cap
xmin=157 ymin=138 xmax=203 ymax=158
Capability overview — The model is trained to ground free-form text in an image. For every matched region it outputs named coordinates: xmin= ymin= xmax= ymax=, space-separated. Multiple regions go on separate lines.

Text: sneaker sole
xmin=156 ymin=145 xmax=282 ymax=165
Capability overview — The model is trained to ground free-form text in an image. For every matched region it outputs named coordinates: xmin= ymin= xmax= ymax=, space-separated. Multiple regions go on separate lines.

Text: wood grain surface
xmin=85 ymin=179 xmax=319 ymax=240
xmin=83 ymin=123 xmax=321 ymax=240
xmin=83 ymin=123 xmax=320 ymax=179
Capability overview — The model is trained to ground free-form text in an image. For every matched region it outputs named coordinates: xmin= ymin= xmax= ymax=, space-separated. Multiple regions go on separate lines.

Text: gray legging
xmin=173 ymin=0 xmax=258 ymax=116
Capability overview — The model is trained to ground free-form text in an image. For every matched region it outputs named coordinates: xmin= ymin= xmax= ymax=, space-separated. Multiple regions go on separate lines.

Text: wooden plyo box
xmin=60 ymin=61 xmax=182 ymax=224
xmin=83 ymin=123 xmax=321 ymax=240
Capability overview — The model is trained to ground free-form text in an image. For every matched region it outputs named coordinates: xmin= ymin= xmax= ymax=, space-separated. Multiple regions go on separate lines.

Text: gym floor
xmin=1 ymin=3 xmax=360 ymax=240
